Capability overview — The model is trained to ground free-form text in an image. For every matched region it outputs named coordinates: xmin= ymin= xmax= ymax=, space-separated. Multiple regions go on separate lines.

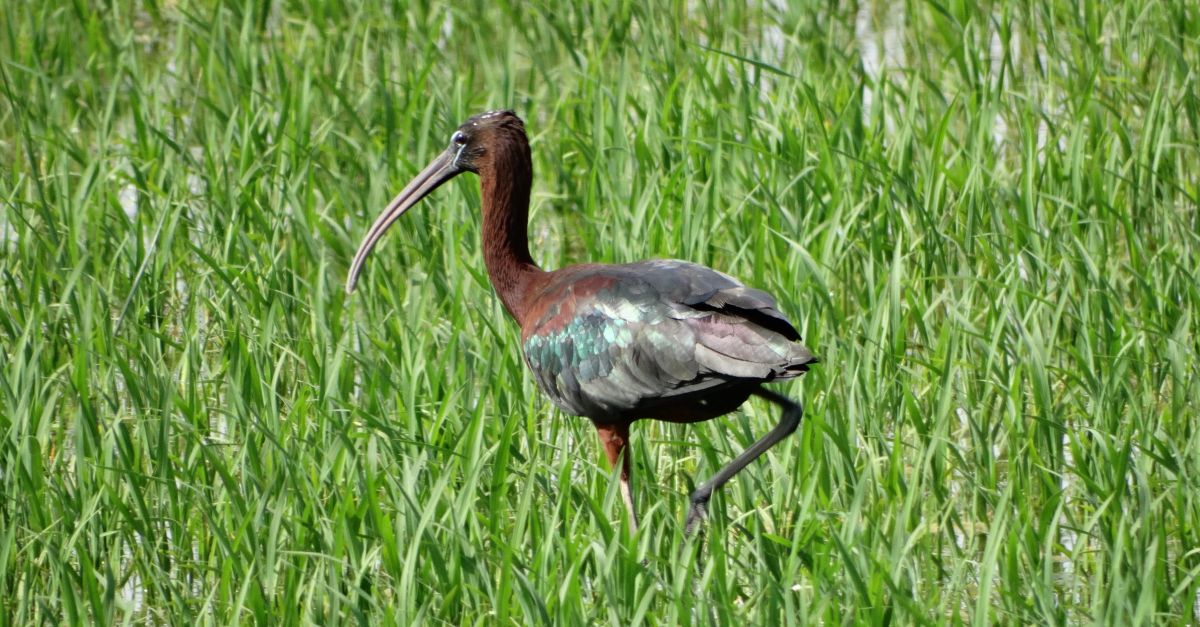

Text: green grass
xmin=2 ymin=0 xmax=1199 ymax=623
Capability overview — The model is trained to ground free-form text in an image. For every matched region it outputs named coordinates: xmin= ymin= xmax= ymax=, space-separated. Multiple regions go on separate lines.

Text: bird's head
xmin=444 ymin=110 xmax=526 ymax=173
xmin=345 ymin=110 xmax=527 ymax=294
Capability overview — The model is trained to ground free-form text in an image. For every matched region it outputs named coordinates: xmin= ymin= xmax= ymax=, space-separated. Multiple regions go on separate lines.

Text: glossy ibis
xmin=347 ymin=111 xmax=816 ymax=535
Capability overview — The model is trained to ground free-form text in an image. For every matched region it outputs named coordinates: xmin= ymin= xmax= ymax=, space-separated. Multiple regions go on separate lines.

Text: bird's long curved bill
xmin=345 ymin=150 xmax=462 ymax=293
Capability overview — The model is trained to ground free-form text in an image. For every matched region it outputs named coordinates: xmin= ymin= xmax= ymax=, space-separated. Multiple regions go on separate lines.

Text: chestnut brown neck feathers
xmin=478 ymin=125 xmax=542 ymax=322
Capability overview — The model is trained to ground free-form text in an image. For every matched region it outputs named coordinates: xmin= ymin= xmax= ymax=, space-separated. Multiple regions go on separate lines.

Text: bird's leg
xmin=595 ymin=422 xmax=638 ymax=534
xmin=684 ymin=388 xmax=804 ymax=535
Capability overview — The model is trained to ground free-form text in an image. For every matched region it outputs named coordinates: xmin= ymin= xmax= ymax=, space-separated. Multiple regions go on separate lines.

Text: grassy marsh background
xmin=2 ymin=0 xmax=1199 ymax=623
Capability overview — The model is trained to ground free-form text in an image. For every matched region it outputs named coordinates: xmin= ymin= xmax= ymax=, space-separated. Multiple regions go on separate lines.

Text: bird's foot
xmin=684 ymin=495 xmax=709 ymax=536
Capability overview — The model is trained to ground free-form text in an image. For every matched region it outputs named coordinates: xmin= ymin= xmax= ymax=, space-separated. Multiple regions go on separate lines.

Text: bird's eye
xmin=451 ymin=131 xmax=467 ymax=145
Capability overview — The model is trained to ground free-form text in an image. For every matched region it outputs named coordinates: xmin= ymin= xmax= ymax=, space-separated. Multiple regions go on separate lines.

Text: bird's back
xmin=520 ymin=260 xmax=816 ymax=421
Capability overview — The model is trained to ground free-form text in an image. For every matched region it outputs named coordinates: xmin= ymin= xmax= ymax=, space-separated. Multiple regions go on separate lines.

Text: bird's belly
xmin=529 ymin=365 xmax=755 ymax=424
xmin=637 ymin=384 xmax=755 ymax=423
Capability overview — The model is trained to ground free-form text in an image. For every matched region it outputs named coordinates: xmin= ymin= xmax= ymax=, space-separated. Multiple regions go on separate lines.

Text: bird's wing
xmin=521 ymin=260 xmax=815 ymax=419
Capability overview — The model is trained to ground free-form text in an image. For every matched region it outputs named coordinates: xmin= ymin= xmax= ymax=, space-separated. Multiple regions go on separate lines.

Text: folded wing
xmin=522 ymin=260 xmax=816 ymax=419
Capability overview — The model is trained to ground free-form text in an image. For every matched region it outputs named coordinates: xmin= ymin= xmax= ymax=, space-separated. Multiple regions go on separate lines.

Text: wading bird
xmin=347 ymin=111 xmax=816 ymax=534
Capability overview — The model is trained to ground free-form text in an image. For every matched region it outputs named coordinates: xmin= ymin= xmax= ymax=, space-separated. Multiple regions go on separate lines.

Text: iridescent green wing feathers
xmin=522 ymin=260 xmax=816 ymax=419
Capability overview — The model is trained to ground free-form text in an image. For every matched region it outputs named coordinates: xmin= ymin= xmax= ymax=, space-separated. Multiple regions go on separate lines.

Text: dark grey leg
xmin=685 ymin=388 xmax=804 ymax=535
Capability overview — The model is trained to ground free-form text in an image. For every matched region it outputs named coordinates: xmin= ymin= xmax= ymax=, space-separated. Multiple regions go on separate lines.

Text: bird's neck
xmin=480 ymin=139 xmax=541 ymax=323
